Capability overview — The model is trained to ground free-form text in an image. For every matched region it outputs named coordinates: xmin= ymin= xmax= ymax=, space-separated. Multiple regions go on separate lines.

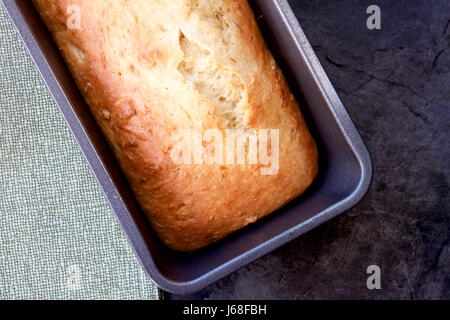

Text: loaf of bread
xmin=33 ymin=0 xmax=318 ymax=251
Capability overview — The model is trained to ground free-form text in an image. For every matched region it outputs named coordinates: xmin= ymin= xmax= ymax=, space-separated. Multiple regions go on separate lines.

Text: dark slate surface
xmin=168 ymin=0 xmax=450 ymax=300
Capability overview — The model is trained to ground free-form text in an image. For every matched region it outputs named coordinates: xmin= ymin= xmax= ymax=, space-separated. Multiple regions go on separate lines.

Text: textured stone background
xmin=168 ymin=0 xmax=449 ymax=299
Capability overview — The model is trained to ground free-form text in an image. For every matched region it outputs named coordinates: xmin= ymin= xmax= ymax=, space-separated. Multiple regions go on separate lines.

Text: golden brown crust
xmin=33 ymin=0 xmax=318 ymax=251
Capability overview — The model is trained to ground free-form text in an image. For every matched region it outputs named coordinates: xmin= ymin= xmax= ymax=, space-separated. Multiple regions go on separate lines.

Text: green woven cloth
xmin=0 ymin=6 xmax=159 ymax=300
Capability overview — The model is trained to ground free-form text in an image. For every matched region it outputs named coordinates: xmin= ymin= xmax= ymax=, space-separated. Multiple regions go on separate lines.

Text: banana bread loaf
xmin=33 ymin=0 xmax=318 ymax=251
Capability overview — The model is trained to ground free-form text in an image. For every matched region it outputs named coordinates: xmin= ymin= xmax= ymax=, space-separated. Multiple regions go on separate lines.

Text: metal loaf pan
xmin=3 ymin=0 xmax=372 ymax=294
